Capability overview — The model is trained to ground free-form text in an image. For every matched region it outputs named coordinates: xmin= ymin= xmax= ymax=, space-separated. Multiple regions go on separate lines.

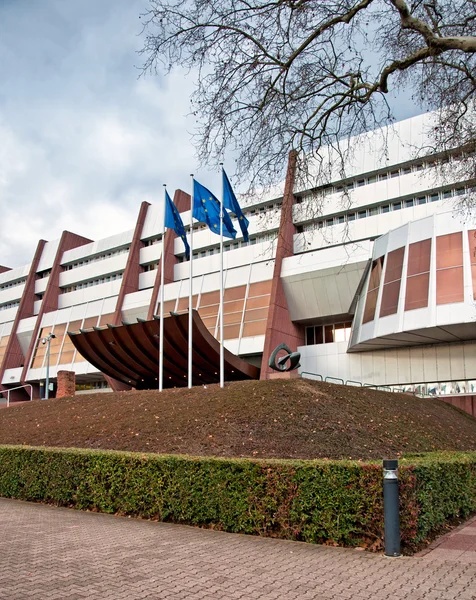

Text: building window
xmin=380 ymin=247 xmax=405 ymax=317
xmin=436 ymin=232 xmax=464 ymax=304
xmin=305 ymin=322 xmax=352 ymax=345
xmin=405 ymin=239 xmax=431 ymax=310
xmin=363 ymin=257 xmax=384 ymax=323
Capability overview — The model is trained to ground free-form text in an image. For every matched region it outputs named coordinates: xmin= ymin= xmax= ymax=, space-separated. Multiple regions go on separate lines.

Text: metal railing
xmin=6 ymin=384 xmax=33 ymax=407
xmin=300 ymin=371 xmax=415 ymax=394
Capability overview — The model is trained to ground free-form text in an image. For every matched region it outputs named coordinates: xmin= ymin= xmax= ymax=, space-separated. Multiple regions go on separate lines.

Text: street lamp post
xmin=41 ymin=333 xmax=56 ymax=400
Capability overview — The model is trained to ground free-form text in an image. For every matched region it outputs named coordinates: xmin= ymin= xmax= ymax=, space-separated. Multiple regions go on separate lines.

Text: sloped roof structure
xmin=68 ymin=310 xmax=260 ymax=389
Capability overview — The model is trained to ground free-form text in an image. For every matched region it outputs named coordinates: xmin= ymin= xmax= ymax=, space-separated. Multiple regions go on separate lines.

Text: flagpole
xmin=159 ymin=184 xmax=167 ymax=392
xmin=219 ymin=165 xmax=225 ymax=388
xmin=188 ymin=174 xmax=194 ymax=389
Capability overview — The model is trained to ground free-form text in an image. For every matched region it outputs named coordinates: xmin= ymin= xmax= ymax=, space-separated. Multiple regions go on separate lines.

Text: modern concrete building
xmin=1 ymin=110 xmax=476 ymax=410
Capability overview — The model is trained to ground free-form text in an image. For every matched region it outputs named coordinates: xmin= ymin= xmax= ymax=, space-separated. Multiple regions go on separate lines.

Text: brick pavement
xmin=0 ymin=498 xmax=475 ymax=600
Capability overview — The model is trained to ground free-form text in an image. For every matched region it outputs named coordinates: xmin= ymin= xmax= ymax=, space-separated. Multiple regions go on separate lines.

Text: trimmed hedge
xmin=0 ymin=446 xmax=475 ymax=551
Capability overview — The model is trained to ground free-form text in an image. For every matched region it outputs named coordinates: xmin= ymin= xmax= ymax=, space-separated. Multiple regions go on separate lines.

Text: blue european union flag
xmin=164 ymin=190 xmax=190 ymax=260
xmin=193 ymin=179 xmax=237 ymax=239
xmin=222 ymin=170 xmax=249 ymax=242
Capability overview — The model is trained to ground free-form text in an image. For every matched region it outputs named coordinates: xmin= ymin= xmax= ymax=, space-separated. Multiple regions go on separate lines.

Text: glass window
xmin=417 ymin=196 xmax=426 ymax=205
xmin=455 ymin=187 xmax=465 ymax=196
xmin=405 ymin=239 xmax=432 ymax=310
xmin=357 ymin=179 xmax=365 ymax=187
xmin=416 ymin=163 xmax=424 ymax=171
xmin=381 ymin=205 xmax=390 ymax=213
xmin=443 ymin=190 xmax=452 ymax=199
xmin=305 ymin=327 xmax=315 ymax=345
xmin=326 ymin=218 xmax=334 ymax=226
xmin=403 ymin=167 xmax=412 ymax=175
xmin=347 ymin=213 xmax=356 ymax=221
xmin=393 ymin=202 xmax=402 ymax=211
xmin=405 ymin=199 xmax=414 ymax=208
xmin=324 ymin=325 xmax=334 ymax=343
xmin=337 ymin=215 xmax=345 ymax=224
xmin=390 ymin=170 xmax=399 ymax=178
xmin=369 ymin=207 xmax=378 ymax=216
xmin=430 ymin=193 xmax=439 ymax=202
xmin=318 ymin=221 xmax=324 ymax=229
xmin=379 ymin=173 xmax=388 ymax=181
xmin=367 ymin=176 xmax=377 ymax=184
xmin=358 ymin=210 xmax=367 ymax=219
xmin=315 ymin=326 xmax=323 ymax=344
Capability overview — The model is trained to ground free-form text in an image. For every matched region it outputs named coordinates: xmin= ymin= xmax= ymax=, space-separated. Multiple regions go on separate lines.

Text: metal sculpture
xmin=268 ymin=343 xmax=301 ymax=372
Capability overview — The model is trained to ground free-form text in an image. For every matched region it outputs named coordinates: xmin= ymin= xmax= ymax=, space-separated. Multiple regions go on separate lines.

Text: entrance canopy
xmin=68 ymin=310 xmax=260 ymax=389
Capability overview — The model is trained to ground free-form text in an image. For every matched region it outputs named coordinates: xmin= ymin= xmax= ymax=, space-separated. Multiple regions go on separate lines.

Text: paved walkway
xmin=0 ymin=498 xmax=475 ymax=600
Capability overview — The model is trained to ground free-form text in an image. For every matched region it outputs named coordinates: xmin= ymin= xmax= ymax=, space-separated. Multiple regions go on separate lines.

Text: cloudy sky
xmin=0 ymin=0 xmax=420 ymax=268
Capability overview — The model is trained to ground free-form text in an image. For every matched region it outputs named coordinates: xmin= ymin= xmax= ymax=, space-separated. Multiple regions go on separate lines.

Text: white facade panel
xmin=0 ymin=264 xmax=29 ymax=286
xmin=58 ymin=280 xmax=122 ymax=309
xmin=138 ymin=270 xmax=156 ymax=290
xmin=36 ymin=239 xmax=61 ymax=273
xmin=140 ymin=243 xmax=162 ymax=265
xmin=59 ymin=254 xmax=128 ymax=287
xmin=34 ymin=277 xmax=48 ymax=295
xmin=0 ymin=307 xmax=18 ymax=324
xmin=141 ymin=203 xmax=164 ymax=240
xmin=0 ymin=283 xmax=26 ymax=304
xmin=61 ymin=230 xmax=133 ymax=265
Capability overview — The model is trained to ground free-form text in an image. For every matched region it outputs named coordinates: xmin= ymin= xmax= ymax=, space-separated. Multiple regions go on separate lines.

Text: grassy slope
xmin=0 ymin=378 xmax=475 ymax=460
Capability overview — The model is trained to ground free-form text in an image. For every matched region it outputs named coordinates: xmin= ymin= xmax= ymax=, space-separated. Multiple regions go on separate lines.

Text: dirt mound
xmin=0 ymin=379 xmax=475 ymax=459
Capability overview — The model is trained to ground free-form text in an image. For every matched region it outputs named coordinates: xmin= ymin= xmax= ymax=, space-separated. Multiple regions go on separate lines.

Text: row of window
xmin=62 ymin=272 xmax=123 ymax=293
xmin=175 ymin=232 xmax=277 ymax=262
xmin=76 ymin=380 xmax=110 ymax=391
xmin=0 ymin=278 xmax=27 ymax=291
xmin=62 ymin=247 xmax=130 ymax=271
xmin=0 ymin=300 xmax=20 ymax=312
xmin=305 ymin=322 xmax=353 ymax=345
xmin=298 ymin=183 xmax=476 ymax=233
xmin=143 ymin=236 xmax=163 ymax=247
xmin=296 ymin=153 xmax=472 ymax=203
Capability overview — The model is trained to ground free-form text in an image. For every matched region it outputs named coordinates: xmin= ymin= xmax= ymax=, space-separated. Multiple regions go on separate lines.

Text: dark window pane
xmin=306 ymin=327 xmax=315 ymax=345
xmin=324 ymin=325 xmax=334 ymax=343
xmin=380 ymin=280 xmax=401 ymax=317
xmin=363 ymin=289 xmax=379 ymax=323
xmin=315 ymin=326 xmax=323 ymax=344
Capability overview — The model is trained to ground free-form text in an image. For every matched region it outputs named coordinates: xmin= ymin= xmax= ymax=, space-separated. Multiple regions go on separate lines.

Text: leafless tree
xmin=140 ymin=0 xmax=476 ymax=194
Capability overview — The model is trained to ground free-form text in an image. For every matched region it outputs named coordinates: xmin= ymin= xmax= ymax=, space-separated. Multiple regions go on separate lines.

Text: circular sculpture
xmin=268 ymin=343 xmax=301 ymax=372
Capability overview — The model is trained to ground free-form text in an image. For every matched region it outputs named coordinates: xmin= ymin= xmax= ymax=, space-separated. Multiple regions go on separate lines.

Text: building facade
xmin=1 ymin=111 xmax=476 ymax=402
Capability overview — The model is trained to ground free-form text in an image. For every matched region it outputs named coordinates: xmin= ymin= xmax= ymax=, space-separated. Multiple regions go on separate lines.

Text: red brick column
xmin=56 ymin=370 xmax=76 ymax=398
xmin=20 ymin=231 xmax=92 ymax=388
xmin=260 ymin=151 xmax=304 ymax=379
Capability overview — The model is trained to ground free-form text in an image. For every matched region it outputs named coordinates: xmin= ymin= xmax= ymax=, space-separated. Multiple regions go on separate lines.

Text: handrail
xmin=300 ymin=371 xmax=323 ymax=381
xmin=6 ymin=384 xmax=33 ymax=407
xmin=325 ymin=376 xmax=344 ymax=385
xmin=345 ymin=380 xmax=362 ymax=387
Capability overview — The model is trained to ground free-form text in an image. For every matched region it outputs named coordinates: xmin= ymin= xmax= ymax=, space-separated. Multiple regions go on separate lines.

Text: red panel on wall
xmin=405 ymin=239 xmax=431 ymax=311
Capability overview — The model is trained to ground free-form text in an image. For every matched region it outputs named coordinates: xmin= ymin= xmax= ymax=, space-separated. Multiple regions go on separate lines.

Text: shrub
xmin=0 ymin=446 xmax=475 ymax=550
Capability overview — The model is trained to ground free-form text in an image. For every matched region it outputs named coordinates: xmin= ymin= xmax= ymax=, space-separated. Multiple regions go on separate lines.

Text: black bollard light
xmin=383 ymin=459 xmax=400 ymax=557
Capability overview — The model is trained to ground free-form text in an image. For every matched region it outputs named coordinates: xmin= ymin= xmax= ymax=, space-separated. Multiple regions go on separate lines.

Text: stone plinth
xmin=56 ymin=370 xmax=76 ymax=398
xmin=268 ymin=370 xmax=300 ymax=380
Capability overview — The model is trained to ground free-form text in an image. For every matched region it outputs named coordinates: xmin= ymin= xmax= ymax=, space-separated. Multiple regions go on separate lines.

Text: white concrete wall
xmin=299 ymin=340 xmax=476 ymax=386
xmin=61 ymin=230 xmax=133 ymax=265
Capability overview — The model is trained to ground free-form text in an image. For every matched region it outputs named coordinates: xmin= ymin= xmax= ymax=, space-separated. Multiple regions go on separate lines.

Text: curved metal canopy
xmin=68 ymin=310 xmax=260 ymax=389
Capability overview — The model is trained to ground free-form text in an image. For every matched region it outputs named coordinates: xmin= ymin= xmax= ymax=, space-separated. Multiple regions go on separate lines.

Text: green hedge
xmin=0 ymin=446 xmax=475 ymax=550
